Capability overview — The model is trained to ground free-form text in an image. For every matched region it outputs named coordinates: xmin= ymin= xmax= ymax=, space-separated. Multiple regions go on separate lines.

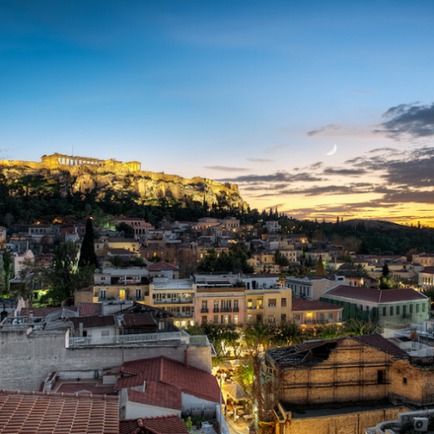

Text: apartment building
xmin=246 ymin=289 xmax=291 ymax=324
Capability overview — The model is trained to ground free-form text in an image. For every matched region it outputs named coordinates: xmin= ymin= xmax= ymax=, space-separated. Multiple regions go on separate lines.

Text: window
xmin=247 ymin=299 xmax=253 ymax=308
xmin=247 ymin=315 xmax=252 ymax=323
xmin=268 ymin=315 xmax=276 ymax=324
xmin=383 ymin=307 xmax=386 ymax=316
xmin=410 ymin=305 xmax=413 ymax=314
xmin=268 ymin=299 xmax=276 ymax=308
xmin=403 ymin=305 xmax=407 ymax=315
xmin=423 ymin=303 xmax=426 ymax=312
xmin=135 ymin=289 xmax=142 ymax=299
xmin=396 ymin=306 xmax=400 ymax=315
xmin=101 ymin=330 xmax=110 ymax=339
xmin=403 ymin=378 xmax=407 ymax=385
xmin=224 ymin=315 xmax=229 ymax=324
xmin=234 ymin=315 xmax=239 ymax=324
xmin=100 ymin=290 xmax=106 ymax=300
xmin=201 ymin=316 xmax=207 ymax=325
xmin=328 ymin=313 xmax=333 ymax=320
xmin=213 ymin=315 xmax=218 ymax=324
xmin=221 ymin=315 xmax=224 ymax=324
xmin=417 ymin=304 xmax=420 ymax=313
xmin=377 ymin=370 xmax=384 ymax=384
xmin=281 ymin=314 xmax=286 ymax=322
xmin=390 ymin=306 xmax=394 ymax=315
xmin=234 ymin=300 xmax=239 ymax=309
xmin=202 ymin=300 xmax=207 ymax=309
xmin=281 ymin=298 xmax=287 ymax=307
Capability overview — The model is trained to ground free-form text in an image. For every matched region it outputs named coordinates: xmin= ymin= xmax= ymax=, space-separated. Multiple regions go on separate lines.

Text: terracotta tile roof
xmin=115 ymin=356 xmax=220 ymax=404
xmin=70 ymin=315 xmax=115 ymax=329
xmin=55 ymin=382 xmax=115 ymax=395
xmin=120 ymin=414 xmax=188 ymax=434
xmin=0 ymin=389 xmax=119 ymax=434
xmin=324 ymin=285 xmax=428 ymax=303
xmin=421 ymin=267 xmax=434 ymax=274
xmin=120 ymin=313 xmax=156 ymax=327
xmin=20 ymin=306 xmax=78 ymax=317
xmin=291 ymin=298 xmax=343 ymax=312
xmin=127 ymin=383 xmax=182 ymax=411
xmin=147 ymin=261 xmax=180 ymax=272
xmin=353 ymin=334 xmax=409 ymax=359
xmin=78 ymin=302 xmax=103 ymax=317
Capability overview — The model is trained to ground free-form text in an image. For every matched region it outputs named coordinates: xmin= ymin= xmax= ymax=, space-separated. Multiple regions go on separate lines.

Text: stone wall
xmin=282 ymin=406 xmax=409 ymax=434
xmin=280 ymin=338 xmax=392 ymax=405
xmin=0 ymin=329 xmax=212 ymax=392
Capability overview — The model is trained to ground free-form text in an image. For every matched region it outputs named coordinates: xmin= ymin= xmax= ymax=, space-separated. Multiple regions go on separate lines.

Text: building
xmin=116 ymin=356 xmax=220 ymax=419
xmin=147 ymin=261 xmax=180 ymax=279
xmin=246 ymin=288 xmax=291 ymax=324
xmin=149 ymin=277 xmax=196 ymax=327
xmin=291 ymin=298 xmax=343 ymax=326
xmin=412 ymin=253 xmax=434 ymax=267
xmin=120 ymin=415 xmax=189 ymax=434
xmin=243 ymin=273 xmax=280 ymax=290
xmin=195 ymin=286 xmax=245 ymax=325
xmin=418 ymin=267 xmax=434 ymax=288
xmin=321 ymin=285 xmax=430 ymax=326
xmin=116 ymin=217 xmax=154 ymax=236
xmin=286 ymin=275 xmax=341 ymax=301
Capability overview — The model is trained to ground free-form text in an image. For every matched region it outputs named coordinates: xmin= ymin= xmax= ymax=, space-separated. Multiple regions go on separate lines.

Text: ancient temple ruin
xmin=40 ymin=153 xmax=141 ymax=172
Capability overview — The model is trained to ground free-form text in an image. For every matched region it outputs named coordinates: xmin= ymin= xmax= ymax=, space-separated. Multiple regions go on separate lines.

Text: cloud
xmin=306 ymin=124 xmax=347 ymax=137
xmin=323 ymin=168 xmax=367 ymax=176
xmin=204 ymin=166 xmax=250 ymax=172
xmin=266 ymin=144 xmax=293 ymax=152
xmin=218 ymin=170 xmax=322 ymax=184
xmin=376 ymin=102 xmax=434 ymax=140
xmin=246 ymin=158 xmax=274 ymax=163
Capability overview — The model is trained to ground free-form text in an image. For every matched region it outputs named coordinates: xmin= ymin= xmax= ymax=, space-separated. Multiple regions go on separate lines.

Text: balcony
xmin=153 ymin=298 xmax=193 ymax=305
xmin=233 ymin=307 xmax=239 ymax=313
xmin=220 ymin=307 xmax=233 ymax=313
xmin=172 ymin=312 xmax=194 ymax=318
xmin=247 ymin=306 xmax=264 ymax=311
xmin=213 ymin=308 xmax=219 ymax=313
xmin=201 ymin=308 xmax=209 ymax=313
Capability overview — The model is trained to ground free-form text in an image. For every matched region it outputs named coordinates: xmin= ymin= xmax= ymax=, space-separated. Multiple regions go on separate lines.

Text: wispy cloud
xmin=266 ymin=144 xmax=293 ymax=153
xmin=246 ymin=158 xmax=274 ymax=163
xmin=204 ymin=166 xmax=250 ymax=172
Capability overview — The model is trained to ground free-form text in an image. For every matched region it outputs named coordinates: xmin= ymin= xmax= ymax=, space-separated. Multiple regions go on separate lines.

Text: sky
xmin=1 ymin=0 xmax=434 ymax=225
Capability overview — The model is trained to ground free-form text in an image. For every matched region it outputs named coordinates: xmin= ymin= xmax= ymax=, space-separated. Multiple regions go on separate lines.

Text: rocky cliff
xmin=0 ymin=160 xmax=248 ymax=209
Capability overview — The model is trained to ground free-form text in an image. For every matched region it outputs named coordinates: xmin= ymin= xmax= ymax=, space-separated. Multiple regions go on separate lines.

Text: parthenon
xmin=40 ymin=153 xmax=141 ymax=172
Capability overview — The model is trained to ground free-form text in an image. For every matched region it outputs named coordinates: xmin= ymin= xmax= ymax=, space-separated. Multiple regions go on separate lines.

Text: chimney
xmin=184 ymin=348 xmax=188 ymax=367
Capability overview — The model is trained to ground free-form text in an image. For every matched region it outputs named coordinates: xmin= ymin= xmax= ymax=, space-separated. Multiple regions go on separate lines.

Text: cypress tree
xmin=79 ymin=218 xmax=99 ymax=269
xmin=315 ymin=255 xmax=325 ymax=275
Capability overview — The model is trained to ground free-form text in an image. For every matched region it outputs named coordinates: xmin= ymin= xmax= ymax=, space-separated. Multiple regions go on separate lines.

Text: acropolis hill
xmin=0 ymin=153 xmax=247 ymax=208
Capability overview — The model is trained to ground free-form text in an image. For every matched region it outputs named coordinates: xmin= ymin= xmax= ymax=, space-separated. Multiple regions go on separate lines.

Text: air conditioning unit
xmin=413 ymin=417 xmax=429 ymax=432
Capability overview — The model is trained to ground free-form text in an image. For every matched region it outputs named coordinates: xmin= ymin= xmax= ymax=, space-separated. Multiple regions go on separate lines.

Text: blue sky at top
xmin=1 ymin=0 xmax=434 ymax=222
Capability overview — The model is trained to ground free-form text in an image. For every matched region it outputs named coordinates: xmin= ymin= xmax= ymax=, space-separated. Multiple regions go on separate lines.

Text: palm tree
xmin=245 ymin=323 xmax=271 ymax=355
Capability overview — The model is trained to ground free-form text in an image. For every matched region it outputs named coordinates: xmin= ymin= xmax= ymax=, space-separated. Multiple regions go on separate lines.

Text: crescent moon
xmin=326 ymin=144 xmax=337 ymax=156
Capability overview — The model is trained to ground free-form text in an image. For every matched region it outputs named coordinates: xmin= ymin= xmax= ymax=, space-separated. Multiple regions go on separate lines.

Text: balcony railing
xmin=220 ymin=307 xmax=233 ymax=313
xmin=68 ymin=331 xmax=212 ymax=348
xmin=233 ymin=307 xmax=239 ymax=313
xmin=213 ymin=308 xmax=219 ymax=313
xmin=247 ymin=306 xmax=264 ymax=311
xmin=201 ymin=308 xmax=209 ymax=313
xmin=153 ymin=299 xmax=193 ymax=305
xmin=172 ymin=312 xmax=194 ymax=318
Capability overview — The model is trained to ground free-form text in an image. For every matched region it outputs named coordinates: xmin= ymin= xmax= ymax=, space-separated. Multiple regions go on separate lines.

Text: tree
xmin=382 ymin=262 xmax=389 ymax=277
xmin=315 ymin=255 xmax=325 ymax=275
xmin=79 ymin=217 xmax=99 ymax=269
xmin=116 ymin=222 xmax=134 ymax=238
xmin=1 ymin=250 xmax=13 ymax=295
xmin=46 ymin=242 xmax=93 ymax=304
xmin=109 ymin=255 xmax=125 ymax=269
xmin=11 ymin=258 xmax=44 ymax=309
